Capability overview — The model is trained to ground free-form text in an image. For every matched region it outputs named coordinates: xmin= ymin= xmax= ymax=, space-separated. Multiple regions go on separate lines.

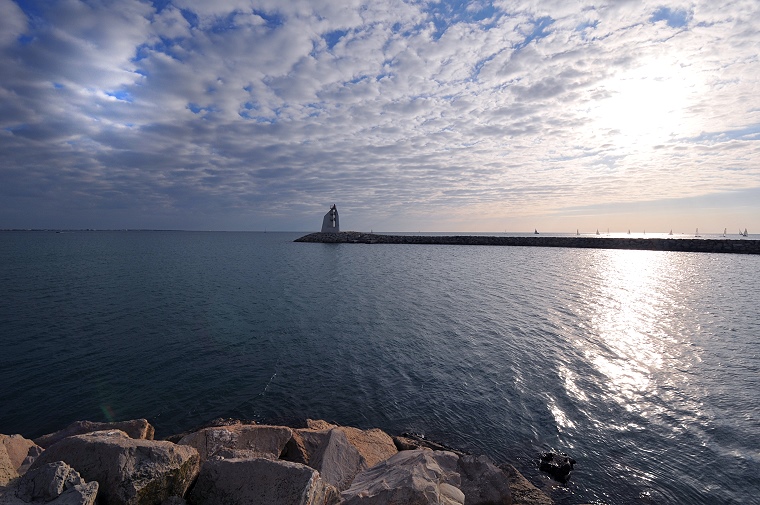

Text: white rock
xmin=342 ymin=449 xmax=464 ymax=505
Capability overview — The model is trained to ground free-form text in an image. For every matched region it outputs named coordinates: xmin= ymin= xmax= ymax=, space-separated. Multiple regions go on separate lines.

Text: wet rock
xmin=34 ymin=420 xmax=155 ymax=449
xmin=397 ymin=433 xmax=467 ymax=455
xmin=538 ymin=452 xmax=575 ymax=483
xmin=159 ymin=497 xmax=186 ymax=505
xmin=187 ymin=457 xmax=339 ymax=505
xmin=498 ymin=464 xmax=553 ymax=505
xmin=30 ymin=430 xmax=199 ymax=505
xmin=392 ymin=435 xmax=426 ymax=451
xmin=342 ymin=449 xmax=464 ymax=505
xmin=177 ymin=424 xmax=292 ymax=464
xmin=457 ymin=454 xmax=512 ymax=505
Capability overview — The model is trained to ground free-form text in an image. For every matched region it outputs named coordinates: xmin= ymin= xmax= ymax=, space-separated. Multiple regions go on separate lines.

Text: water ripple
xmin=1 ymin=232 xmax=759 ymax=504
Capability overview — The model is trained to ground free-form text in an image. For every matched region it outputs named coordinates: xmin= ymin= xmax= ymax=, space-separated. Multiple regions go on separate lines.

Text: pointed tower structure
xmin=321 ymin=204 xmax=340 ymax=233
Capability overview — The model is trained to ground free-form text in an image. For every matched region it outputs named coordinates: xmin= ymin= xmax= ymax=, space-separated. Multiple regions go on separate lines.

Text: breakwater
xmin=1 ymin=418 xmax=553 ymax=505
xmin=295 ymin=232 xmax=760 ymax=254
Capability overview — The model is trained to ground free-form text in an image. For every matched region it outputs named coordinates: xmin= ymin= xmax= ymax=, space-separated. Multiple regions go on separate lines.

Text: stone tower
xmin=321 ymin=204 xmax=339 ymax=233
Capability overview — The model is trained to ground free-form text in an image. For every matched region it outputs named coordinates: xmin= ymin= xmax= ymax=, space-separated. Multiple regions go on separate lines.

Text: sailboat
xmin=627 ymin=229 xmax=630 ymax=235
xmin=695 ymin=228 xmax=700 ymax=237
xmin=576 ymin=229 xmax=580 ymax=236
xmin=723 ymin=228 xmax=727 ymax=237
xmin=668 ymin=229 xmax=673 ymax=236
xmin=596 ymin=229 xmax=600 ymax=235
xmin=534 ymin=228 xmax=539 ymax=235
xmin=741 ymin=228 xmax=748 ymax=237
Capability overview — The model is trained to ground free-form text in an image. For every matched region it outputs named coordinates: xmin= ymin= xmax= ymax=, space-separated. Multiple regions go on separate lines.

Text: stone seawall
xmin=295 ymin=232 xmax=760 ymax=254
xmin=1 ymin=418 xmax=555 ymax=505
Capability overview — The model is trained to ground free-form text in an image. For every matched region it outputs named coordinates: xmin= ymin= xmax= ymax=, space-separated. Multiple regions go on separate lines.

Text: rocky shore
xmin=1 ymin=418 xmax=555 ymax=505
xmin=294 ymin=232 xmax=760 ymax=254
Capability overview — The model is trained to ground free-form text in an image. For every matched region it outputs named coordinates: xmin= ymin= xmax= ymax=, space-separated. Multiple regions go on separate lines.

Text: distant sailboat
xmin=669 ymin=229 xmax=673 ymax=236
xmin=596 ymin=229 xmax=600 ymax=235
xmin=723 ymin=228 xmax=727 ymax=237
xmin=534 ymin=229 xmax=539 ymax=234
xmin=695 ymin=228 xmax=700 ymax=237
xmin=741 ymin=228 xmax=748 ymax=237
xmin=627 ymin=229 xmax=630 ymax=235
xmin=576 ymin=229 xmax=580 ymax=236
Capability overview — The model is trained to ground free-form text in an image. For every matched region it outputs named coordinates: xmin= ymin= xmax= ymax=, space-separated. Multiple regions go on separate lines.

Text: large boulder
xmin=283 ymin=422 xmax=397 ymax=491
xmin=16 ymin=461 xmax=98 ymax=505
xmin=177 ymin=425 xmax=291 ymax=463
xmin=1 ymin=444 xmax=17 ymax=487
xmin=305 ymin=421 xmax=397 ymax=469
xmin=538 ymin=452 xmax=575 ymax=483
xmin=30 ymin=430 xmax=199 ymax=505
xmin=284 ymin=428 xmax=363 ymax=491
xmin=1 ymin=435 xmax=43 ymax=478
xmin=187 ymin=457 xmax=340 ymax=505
xmin=457 ymin=455 xmax=512 ymax=505
xmin=34 ymin=420 xmax=155 ymax=449
xmin=341 ymin=449 xmax=464 ymax=505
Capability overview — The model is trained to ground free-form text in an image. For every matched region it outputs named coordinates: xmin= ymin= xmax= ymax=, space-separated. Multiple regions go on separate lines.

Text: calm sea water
xmin=1 ymin=231 xmax=758 ymax=504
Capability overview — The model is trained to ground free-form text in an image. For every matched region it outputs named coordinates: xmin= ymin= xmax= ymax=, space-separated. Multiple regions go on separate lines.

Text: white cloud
xmin=0 ymin=0 xmax=758 ymax=230
xmin=0 ymin=0 xmax=26 ymax=47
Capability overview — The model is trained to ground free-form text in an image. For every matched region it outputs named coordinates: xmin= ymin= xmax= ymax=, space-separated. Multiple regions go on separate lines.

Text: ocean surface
xmin=1 ymin=231 xmax=758 ymax=504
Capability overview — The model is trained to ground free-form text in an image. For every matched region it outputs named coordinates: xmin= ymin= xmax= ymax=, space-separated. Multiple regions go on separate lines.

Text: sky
xmin=0 ymin=0 xmax=758 ymax=232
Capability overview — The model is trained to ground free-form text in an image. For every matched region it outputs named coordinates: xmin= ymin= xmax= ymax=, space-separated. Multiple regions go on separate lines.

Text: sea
xmin=1 ymin=230 xmax=758 ymax=504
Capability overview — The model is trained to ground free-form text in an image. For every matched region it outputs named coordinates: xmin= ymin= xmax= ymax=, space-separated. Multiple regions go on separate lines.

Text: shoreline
xmin=1 ymin=418 xmax=555 ymax=505
xmin=295 ymin=231 xmax=760 ymax=254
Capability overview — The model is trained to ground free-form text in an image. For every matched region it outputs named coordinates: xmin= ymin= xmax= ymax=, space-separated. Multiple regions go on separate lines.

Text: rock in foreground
xmin=188 ymin=457 xmax=340 ymax=505
xmin=177 ymin=424 xmax=292 ymax=463
xmin=3 ymin=418 xmax=554 ymax=505
xmin=16 ymin=461 xmax=98 ymax=505
xmin=34 ymin=420 xmax=154 ymax=449
xmin=30 ymin=430 xmax=199 ymax=505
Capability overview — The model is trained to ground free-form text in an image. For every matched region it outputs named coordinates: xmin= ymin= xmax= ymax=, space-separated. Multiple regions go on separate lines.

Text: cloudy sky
xmin=1 ymin=0 xmax=758 ymax=232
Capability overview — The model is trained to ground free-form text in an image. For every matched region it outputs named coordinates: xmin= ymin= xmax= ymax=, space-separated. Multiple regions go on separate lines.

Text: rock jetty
xmin=295 ymin=232 xmax=760 ymax=254
xmin=1 ymin=418 xmax=554 ymax=505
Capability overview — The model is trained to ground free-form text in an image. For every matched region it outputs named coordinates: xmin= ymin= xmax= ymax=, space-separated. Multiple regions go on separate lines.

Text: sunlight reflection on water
xmin=572 ymin=249 xmax=710 ymax=441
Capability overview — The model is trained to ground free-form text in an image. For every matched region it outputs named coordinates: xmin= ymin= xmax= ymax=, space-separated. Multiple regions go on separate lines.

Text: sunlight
xmin=589 ymin=58 xmax=700 ymax=148
xmin=580 ymin=250 xmax=676 ymax=412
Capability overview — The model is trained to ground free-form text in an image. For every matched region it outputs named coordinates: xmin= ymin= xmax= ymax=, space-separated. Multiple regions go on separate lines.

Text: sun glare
xmin=589 ymin=58 xmax=699 ymax=149
xmin=579 ymin=249 xmax=678 ymax=413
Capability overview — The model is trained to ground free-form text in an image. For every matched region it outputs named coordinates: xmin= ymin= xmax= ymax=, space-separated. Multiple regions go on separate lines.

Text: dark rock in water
xmin=539 ymin=452 xmax=575 ymax=483
xmin=398 ymin=432 xmax=468 ymax=456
